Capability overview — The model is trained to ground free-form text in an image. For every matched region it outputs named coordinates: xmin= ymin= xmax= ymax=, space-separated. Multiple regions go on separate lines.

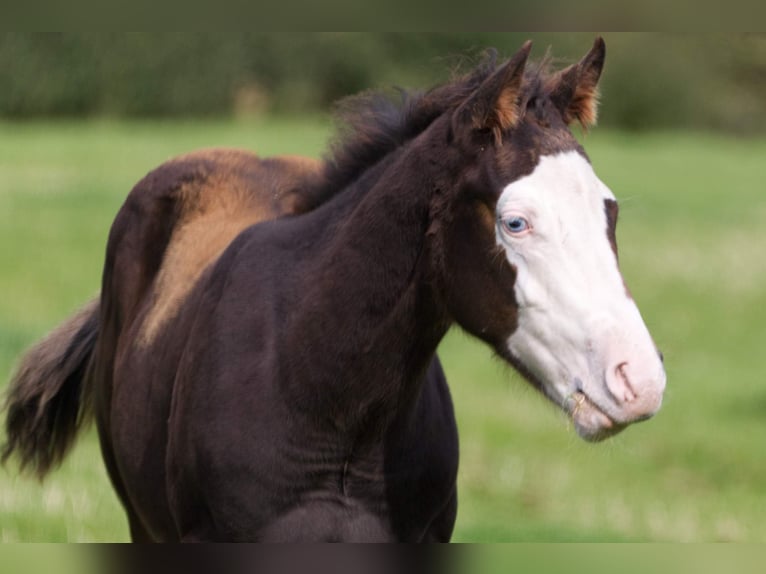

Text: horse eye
xmin=503 ymin=216 xmax=530 ymax=234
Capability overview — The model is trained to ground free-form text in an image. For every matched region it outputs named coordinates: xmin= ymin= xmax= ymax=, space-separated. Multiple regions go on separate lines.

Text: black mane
xmin=303 ymin=50 xmax=551 ymax=210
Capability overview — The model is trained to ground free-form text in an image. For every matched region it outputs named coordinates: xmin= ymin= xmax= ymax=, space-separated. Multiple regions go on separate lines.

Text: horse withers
xmin=3 ymin=38 xmax=665 ymax=541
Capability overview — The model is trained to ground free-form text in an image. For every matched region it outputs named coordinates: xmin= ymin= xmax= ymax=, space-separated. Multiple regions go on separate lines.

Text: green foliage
xmin=0 ymin=120 xmax=765 ymax=541
xmin=0 ymin=34 xmax=764 ymax=133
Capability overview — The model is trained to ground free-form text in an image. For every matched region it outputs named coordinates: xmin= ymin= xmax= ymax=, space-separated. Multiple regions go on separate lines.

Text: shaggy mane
xmin=304 ymin=49 xmax=553 ymax=209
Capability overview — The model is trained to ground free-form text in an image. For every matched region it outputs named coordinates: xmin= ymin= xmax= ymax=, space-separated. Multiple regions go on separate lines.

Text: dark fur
xmin=3 ymin=40 xmax=607 ymax=542
xmin=2 ymin=299 xmax=99 ymax=478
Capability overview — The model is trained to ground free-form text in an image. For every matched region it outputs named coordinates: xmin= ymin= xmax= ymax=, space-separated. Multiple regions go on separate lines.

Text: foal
xmin=4 ymin=39 xmax=665 ymax=542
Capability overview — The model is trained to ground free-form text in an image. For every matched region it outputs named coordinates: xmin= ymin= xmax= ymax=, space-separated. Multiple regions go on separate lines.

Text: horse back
xmin=103 ymin=149 xmax=321 ymax=343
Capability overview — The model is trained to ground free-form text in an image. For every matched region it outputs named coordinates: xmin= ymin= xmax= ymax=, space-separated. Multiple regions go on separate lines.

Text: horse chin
xmin=567 ymin=391 xmax=626 ymax=442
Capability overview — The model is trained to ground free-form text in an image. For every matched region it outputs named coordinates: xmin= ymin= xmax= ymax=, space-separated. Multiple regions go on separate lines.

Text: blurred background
xmin=0 ymin=33 xmax=764 ymax=542
xmin=0 ymin=33 xmax=764 ymax=133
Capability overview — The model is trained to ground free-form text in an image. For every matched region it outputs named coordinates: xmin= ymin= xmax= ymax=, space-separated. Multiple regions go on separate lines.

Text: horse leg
xmin=107 ymin=460 xmax=155 ymax=542
xmin=94 ymin=418 xmax=157 ymax=542
xmin=125 ymin=509 xmax=153 ymax=542
xmin=422 ymin=488 xmax=457 ymax=542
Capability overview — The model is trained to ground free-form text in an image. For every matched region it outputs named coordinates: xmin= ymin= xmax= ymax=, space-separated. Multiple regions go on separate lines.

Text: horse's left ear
xmin=452 ymin=41 xmax=532 ymax=145
xmin=547 ymin=37 xmax=606 ymax=128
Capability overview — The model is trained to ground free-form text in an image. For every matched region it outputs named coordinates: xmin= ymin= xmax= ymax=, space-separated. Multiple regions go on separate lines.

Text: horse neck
xmin=285 ymin=131 xmax=454 ymax=433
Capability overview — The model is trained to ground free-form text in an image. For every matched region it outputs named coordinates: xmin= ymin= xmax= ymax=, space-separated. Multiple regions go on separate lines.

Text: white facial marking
xmin=496 ymin=151 xmax=666 ymax=439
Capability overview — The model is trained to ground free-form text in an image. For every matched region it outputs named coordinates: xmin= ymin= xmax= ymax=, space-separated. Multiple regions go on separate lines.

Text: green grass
xmin=1 ymin=119 xmax=765 ymax=541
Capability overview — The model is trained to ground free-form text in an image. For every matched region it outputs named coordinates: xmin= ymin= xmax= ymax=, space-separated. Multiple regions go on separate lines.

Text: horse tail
xmin=2 ymin=297 xmax=99 ymax=479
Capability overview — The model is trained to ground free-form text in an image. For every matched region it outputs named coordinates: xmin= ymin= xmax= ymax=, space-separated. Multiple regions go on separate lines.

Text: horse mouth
xmin=566 ymin=391 xmax=626 ymax=442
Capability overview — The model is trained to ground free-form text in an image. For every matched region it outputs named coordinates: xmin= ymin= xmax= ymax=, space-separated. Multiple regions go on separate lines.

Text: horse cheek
xmin=442 ymin=202 xmax=518 ymax=346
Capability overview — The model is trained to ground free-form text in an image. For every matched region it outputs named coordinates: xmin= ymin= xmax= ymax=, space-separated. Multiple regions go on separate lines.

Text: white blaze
xmin=496 ymin=151 xmax=665 ymax=438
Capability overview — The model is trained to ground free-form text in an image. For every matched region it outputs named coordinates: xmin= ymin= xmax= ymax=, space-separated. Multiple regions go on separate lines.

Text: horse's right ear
xmin=452 ymin=41 xmax=532 ymax=146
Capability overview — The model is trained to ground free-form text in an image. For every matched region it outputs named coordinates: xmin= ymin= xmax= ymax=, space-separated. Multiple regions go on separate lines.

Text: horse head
xmin=436 ymin=39 xmax=666 ymax=441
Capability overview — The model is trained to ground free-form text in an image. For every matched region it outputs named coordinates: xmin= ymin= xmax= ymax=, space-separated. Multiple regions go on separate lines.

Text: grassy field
xmin=0 ymin=119 xmax=764 ymax=542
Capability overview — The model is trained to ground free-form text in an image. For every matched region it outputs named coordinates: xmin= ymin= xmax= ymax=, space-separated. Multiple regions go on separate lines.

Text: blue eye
xmin=502 ymin=216 xmax=530 ymax=234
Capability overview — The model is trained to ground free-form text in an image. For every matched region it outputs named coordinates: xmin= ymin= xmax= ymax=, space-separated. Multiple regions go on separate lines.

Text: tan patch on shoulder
xmin=276 ymin=154 xmax=321 ymax=173
xmin=137 ymin=209 xmax=263 ymax=346
xmin=260 ymin=155 xmax=324 ymax=215
xmin=137 ymin=150 xmax=322 ymax=346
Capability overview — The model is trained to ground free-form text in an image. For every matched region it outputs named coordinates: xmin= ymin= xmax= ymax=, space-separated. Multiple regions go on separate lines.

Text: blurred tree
xmin=0 ymin=33 xmax=762 ymax=133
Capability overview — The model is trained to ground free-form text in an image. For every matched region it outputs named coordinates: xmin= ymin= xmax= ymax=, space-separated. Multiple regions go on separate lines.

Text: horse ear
xmin=452 ymin=41 xmax=532 ymax=145
xmin=547 ymin=37 xmax=606 ymax=128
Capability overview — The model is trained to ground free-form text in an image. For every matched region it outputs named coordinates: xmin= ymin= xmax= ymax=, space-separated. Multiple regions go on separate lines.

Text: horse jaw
xmin=495 ymin=151 xmax=666 ymax=439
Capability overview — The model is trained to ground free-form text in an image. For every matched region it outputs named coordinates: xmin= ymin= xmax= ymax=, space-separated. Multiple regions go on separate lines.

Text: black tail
xmin=2 ymin=298 xmax=99 ymax=479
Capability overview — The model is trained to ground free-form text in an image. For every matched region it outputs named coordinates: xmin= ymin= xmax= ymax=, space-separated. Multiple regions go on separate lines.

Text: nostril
xmin=658 ymin=350 xmax=665 ymax=364
xmin=602 ymin=356 xmax=665 ymax=423
xmin=607 ymin=362 xmax=637 ymax=403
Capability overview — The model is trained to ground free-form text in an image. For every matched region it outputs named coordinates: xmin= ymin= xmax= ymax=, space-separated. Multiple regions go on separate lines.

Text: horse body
xmin=3 ymin=39 xmax=667 ymax=542
xmin=160 ymin=149 xmax=459 ymax=541
xmin=96 ymin=148 xmax=458 ymax=541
